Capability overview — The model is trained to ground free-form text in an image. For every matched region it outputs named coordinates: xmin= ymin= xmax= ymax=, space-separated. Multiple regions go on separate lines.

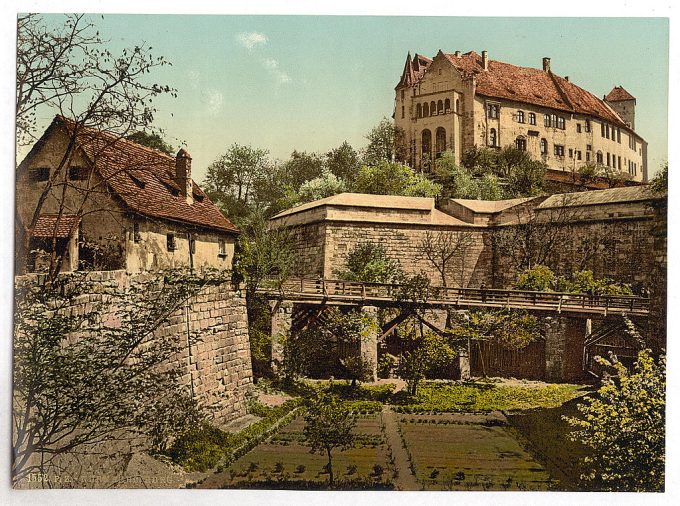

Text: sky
xmin=27 ymin=14 xmax=669 ymax=184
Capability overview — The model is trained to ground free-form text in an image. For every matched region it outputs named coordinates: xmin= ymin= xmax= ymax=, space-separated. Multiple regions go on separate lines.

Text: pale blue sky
xmin=31 ymin=15 xmax=669 ymax=182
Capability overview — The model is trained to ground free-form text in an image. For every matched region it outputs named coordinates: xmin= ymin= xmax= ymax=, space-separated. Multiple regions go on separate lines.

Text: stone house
xmin=16 ymin=116 xmax=239 ymax=273
xmin=394 ymin=50 xmax=648 ymax=182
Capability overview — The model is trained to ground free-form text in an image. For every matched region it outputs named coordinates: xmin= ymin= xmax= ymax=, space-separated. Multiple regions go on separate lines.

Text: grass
xmin=397 ymin=413 xmax=555 ymax=490
xmin=391 ymin=381 xmax=584 ymax=413
xmin=210 ymin=413 xmax=393 ymax=489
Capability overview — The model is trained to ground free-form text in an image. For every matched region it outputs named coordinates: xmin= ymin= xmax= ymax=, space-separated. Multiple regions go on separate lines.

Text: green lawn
xmin=397 ymin=413 xmax=555 ymax=490
xmin=208 ymin=414 xmax=393 ymax=489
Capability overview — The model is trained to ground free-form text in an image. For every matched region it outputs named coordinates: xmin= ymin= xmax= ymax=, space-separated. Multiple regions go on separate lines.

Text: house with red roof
xmin=16 ymin=116 xmax=239 ymax=273
xmin=394 ymin=50 xmax=648 ymax=183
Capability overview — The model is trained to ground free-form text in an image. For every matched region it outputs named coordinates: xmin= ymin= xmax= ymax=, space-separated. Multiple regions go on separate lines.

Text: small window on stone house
xmin=69 ymin=166 xmax=89 ymax=180
xmin=568 ymin=148 xmax=573 ymax=158
xmin=455 ymin=99 xmax=460 ymax=112
xmin=515 ymin=136 xmax=527 ymax=152
xmin=585 ymin=119 xmax=591 ymax=132
xmin=528 ymin=112 xmax=536 ymax=125
xmin=417 ymin=103 xmax=422 ymax=118
xmin=218 ymin=238 xmax=227 ymax=257
xmin=29 ymin=167 xmax=50 ymax=182
xmin=576 ymin=150 xmax=582 ymax=160
xmin=544 ymin=114 xmax=551 ymax=127
xmin=596 ymin=151 xmax=603 ymax=164
xmin=516 ymin=111 xmax=525 ymax=123
xmin=586 ymin=151 xmax=591 ymax=162
xmin=133 ymin=222 xmax=141 ymax=243
xmin=540 ymin=138 xmax=547 ymax=155
xmin=557 ymin=117 xmax=565 ymax=130
xmin=576 ymin=123 xmax=582 ymax=133
xmin=444 ymin=98 xmax=450 ymax=112
xmin=401 ymin=106 xmax=405 ymax=119
xmin=554 ymin=144 xmax=564 ymax=157
xmin=487 ymin=104 xmax=499 ymax=119
xmin=167 ymin=233 xmax=176 ymax=251
xmin=601 ymin=122 xmax=606 ymax=137
xmin=489 ymin=128 xmax=497 ymax=147
xmin=617 ymin=128 xmax=621 ymax=143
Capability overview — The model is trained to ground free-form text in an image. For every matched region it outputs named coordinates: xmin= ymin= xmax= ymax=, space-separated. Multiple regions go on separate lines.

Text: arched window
xmin=456 ymin=99 xmax=460 ymax=112
xmin=423 ymin=103 xmax=429 ymax=117
xmin=435 ymin=127 xmax=447 ymax=155
xmin=430 ymin=101 xmax=436 ymax=115
xmin=528 ymin=112 xmax=536 ymax=125
xmin=540 ymin=138 xmax=547 ymax=154
xmin=444 ymin=98 xmax=451 ymax=112
xmin=421 ymin=129 xmax=432 ymax=158
xmin=515 ymin=136 xmax=527 ymax=152
xmin=489 ymin=128 xmax=497 ymax=147
xmin=517 ymin=111 xmax=525 ymax=123
xmin=416 ymin=103 xmax=422 ymax=118
xmin=437 ymin=100 xmax=443 ymax=114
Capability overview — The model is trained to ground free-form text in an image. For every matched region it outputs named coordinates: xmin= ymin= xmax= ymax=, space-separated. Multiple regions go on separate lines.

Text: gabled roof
xmin=538 ymin=185 xmax=659 ymax=209
xmin=33 ymin=214 xmax=80 ymax=238
xmin=35 ymin=117 xmax=239 ymax=234
xmin=605 ymin=86 xmax=636 ymax=102
xmin=401 ymin=50 xmax=631 ymax=129
xmin=448 ymin=196 xmax=536 ymax=213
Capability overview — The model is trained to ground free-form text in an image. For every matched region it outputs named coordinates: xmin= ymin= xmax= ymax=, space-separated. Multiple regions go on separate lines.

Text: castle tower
xmin=604 ymin=86 xmax=636 ymax=129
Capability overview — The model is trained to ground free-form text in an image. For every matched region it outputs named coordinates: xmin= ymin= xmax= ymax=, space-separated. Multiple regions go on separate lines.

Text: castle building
xmin=394 ymin=50 xmax=648 ymax=182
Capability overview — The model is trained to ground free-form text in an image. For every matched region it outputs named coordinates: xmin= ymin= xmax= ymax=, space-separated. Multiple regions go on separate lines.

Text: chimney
xmin=175 ymin=148 xmax=193 ymax=204
xmin=542 ymin=57 xmax=551 ymax=72
xmin=455 ymin=50 xmax=461 ymax=57
xmin=482 ymin=50 xmax=489 ymax=70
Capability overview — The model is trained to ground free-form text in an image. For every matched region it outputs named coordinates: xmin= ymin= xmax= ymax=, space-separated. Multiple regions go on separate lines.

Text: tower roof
xmin=605 ymin=86 xmax=636 ymax=102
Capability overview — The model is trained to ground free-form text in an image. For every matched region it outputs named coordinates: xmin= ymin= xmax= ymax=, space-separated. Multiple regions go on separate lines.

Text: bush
xmin=515 ymin=265 xmax=556 ymax=291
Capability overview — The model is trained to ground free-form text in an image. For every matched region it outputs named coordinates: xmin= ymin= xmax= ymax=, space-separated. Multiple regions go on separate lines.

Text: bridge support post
xmin=270 ymin=300 xmax=293 ymax=372
xmin=361 ymin=305 xmax=379 ymax=382
xmin=544 ymin=316 xmax=589 ymax=382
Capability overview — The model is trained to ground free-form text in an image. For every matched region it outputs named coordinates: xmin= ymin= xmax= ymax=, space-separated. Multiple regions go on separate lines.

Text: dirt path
xmin=381 ymin=405 xmax=420 ymax=491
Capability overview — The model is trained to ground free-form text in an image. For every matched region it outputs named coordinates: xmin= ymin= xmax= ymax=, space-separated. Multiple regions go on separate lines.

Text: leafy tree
xmin=650 ymin=162 xmax=668 ymax=194
xmin=352 ymin=161 xmax=441 ymax=197
xmin=514 ymin=265 xmax=557 ymax=291
xmin=514 ymin=266 xmax=632 ymax=295
xmin=434 ymin=152 xmax=503 ymax=200
xmin=126 ymin=130 xmax=174 ymax=155
xmin=362 ymin=117 xmax=406 ymax=165
xmin=303 ymin=391 xmax=357 ymax=488
xmin=296 ymin=170 xmax=348 ymax=204
xmin=280 ymin=150 xmax=326 ymax=191
xmin=578 ymin=162 xmax=631 ymax=188
xmin=203 ymin=144 xmax=273 ymax=225
xmin=335 ymin=242 xmax=402 ymax=284
xmin=12 ymin=269 xmax=223 ymax=484
xmin=396 ymin=329 xmax=459 ymax=394
xmin=565 ymin=347 xmax=665 ymax=491
xmin=326 ymin=141 xmax=360 ymax=182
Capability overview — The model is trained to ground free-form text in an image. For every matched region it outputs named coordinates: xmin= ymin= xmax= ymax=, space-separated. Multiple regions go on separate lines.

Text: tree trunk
xmin=326 ymin=447 xmax=333 ymax=488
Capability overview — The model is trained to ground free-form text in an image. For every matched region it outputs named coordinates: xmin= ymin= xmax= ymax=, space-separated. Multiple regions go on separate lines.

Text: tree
xmin=303 ymin=391 xmax=356 ymax=488
xmin=362 ymin=117 xmax=406 ymax=165
xmin=565 ymin=347 xmax=665 ymax=491
xmin=326 ymin=141 xmax=360 ymax=182
xmin=296 ymin=170 xmax=348 ymax=204
xmin=126 ymin=130 xmax=174 ymax=155
xmin=203 ymin=144 xmax=273 ymax=225
xmin=434 ymin=152 xmax=503 ymax=200
xmin=396 ymin=329 xmax=459 ymax=395
xmin=419 ymin=230 xmax=476 ymax=288
xmin=16 ymin=13 xmax=176 ymax=278
xmin=514 ymin=265 xmax=632 ymax=296
xmin=280 ymin=150 xmax=326 ymax=191
xmin=577 ymin=162 xmax=631 ymax=188
xmin=12 ymin=269 xmax=223 ymax=485
xmin=352 ymin=161 xmax=441 ymax=197
xmin=335 ymin=242 xmax=402 ymax=284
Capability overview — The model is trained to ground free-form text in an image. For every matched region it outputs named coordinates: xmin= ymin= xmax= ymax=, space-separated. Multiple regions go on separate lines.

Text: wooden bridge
xmin=257 ymin=278 xmax=650 ymax=318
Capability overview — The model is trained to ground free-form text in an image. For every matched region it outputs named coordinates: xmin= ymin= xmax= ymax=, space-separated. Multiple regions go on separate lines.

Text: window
xmin=423 ymin=103 xmax=429 ymax=117
xmin=489 ymin=128 xmax=497 ymax=147
xmin=618 ymin=156 xmax=622 ymax=170
xmin=421 ymin=129 xmax=432 ymax=158
xmin=528 ymin=112 xmax=536 ymax=125
xmin=540 ymin=138 xmax=548 ymax=155
xmin=586 ymin=152 xmax=591 ymax=162
xmin=550 ymin=114 xmax=557 ymax=128
xmin=585 ymin=119 xmax=591 ymax=132
xmin=430 ymin=101 xmax=436 ymax=115
xmin=487 ymin=104 xmax=499 ymax=119
xmin=601 ymin=122 xmax=606 ymax=137
xmin=417 ymin=103 xmax=422 ymax=118
xmin=554 ymin=144 xmax=564 ymax=157
xmin=435 ymin=127 xmax=447 ymax=155
xmin=606 ymin=124 xmax=610 ymax=139
xmin=515 ymin=136 xmax=527 ymax=152
xmin=576 ymin=150 xmax=582 ymax=161
xmin=516 ymin=111 xmax=525 ymax=123
xmin=444 ymin=98 xmax=451 ymax=112
xmin=437 ymin=100 xmax=443 ymax=114
xmin=133 ymin=222 xmax=141 ymax=243
xmin=69 ymin=166 xmax=88 ymax=180
xmin=596 ymin=151 xmax=603 ymax=164
xmin=401 ymin=106 xmax=405 ymax=119
xmin=166 ymin=233 xmax=176 ymax=251
xmin=456 ymin=99 xmax=460 ymax=112
xmin=218 ymin=238 xmax=227 ymax=257
xmin=617 ymin=129 xmax=621 ymax=143
xmin=576 ymin=123 xmax=582 ymax=133
xmin=568 ymin=148 xmax=573 ymax=158
xmin=557 ymin=117 xmax=565 ymax=130
xmin=189 ymin=237 xmax=196 ymax=255
xmin=29 ymin=167 xmax=50 ymax=182
xmin=544 ymin=114 xmax=551 ymax=127
xmin=606 ymin=152 xmax=611 ymax=166
xmin=401 ymin=90 xmax=405 ymax=101
xmin=586 ymin=144 xmax=592 ymax=151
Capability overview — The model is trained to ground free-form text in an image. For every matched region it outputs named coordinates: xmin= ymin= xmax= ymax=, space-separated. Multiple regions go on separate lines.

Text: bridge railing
xmin=261 ymin=278 xmax=649 ymax=315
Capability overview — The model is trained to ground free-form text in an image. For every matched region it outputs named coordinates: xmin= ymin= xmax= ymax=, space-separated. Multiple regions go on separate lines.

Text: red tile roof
xmin=605 ymin=86 xmax=636 ymax=102
xmin=404 ymin=51 xmax=629 ymax=129
xmin=33 ymin=214 xmax=80 ymax=238
xmin=52 ymin=117 xmax=239 ymax=234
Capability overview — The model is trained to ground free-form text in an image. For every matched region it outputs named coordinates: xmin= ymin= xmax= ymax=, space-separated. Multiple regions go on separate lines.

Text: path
xmin=381 ymin=405 xmax=420 ymax=491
